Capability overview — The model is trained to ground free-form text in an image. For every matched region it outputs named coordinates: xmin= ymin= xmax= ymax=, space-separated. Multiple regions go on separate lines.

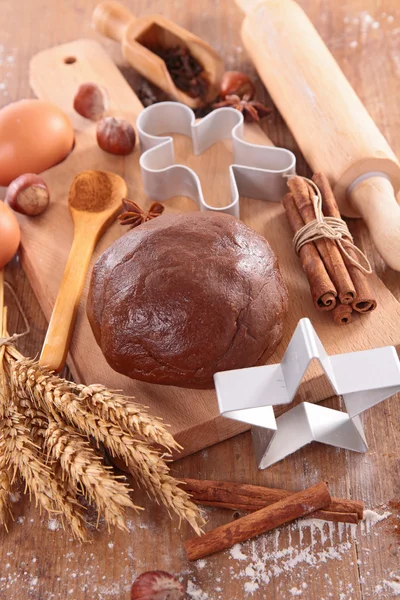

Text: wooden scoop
xmin=40 ymin=170 xmax=127 ymax=372
xmin=92 ymin=0 xmax=224 ymax=108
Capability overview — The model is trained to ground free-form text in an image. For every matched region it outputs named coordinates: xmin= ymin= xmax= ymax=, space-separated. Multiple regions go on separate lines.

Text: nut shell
xmin=73 ymin=82 xmax=109 ymax=121
xmin=131 ymin=571 xmax=185 ymax=600
xmin=5 ymin=174 xmax=50 ymax=216
xmin=96 ymin=117 xmax=136 ymax=156
xmin=220 ymin=71 xmax=255 ymax=100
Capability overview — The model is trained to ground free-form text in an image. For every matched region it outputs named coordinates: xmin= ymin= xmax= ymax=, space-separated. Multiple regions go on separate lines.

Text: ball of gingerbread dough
xmin=87 ymin=211 xmax=288 ymax=388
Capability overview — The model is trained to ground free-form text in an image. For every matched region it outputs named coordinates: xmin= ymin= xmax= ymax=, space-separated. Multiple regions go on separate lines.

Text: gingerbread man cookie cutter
xmin=136 ymin=101 xmax=296 ymax=216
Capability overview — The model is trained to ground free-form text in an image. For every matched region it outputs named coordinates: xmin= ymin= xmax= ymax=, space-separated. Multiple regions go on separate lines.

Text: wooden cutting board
xmin=19 ymin=38 xmax=400 ymax=458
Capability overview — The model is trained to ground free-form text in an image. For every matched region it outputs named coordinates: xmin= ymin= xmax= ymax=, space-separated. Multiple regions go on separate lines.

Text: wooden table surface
xmin=1 ymin=0 xmax=400 ymax=598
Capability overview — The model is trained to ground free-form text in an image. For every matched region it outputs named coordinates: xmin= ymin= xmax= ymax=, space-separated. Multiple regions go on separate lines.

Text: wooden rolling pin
xmin=236 ymin=0 xmax=400 ymax=271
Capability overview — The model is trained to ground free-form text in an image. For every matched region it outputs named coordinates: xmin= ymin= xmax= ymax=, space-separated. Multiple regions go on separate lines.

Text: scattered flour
xmin=0 ymin=45 xmax=15 ymax=98
xmin=229 ymin=543 xmax=247 ymax=561
xmin=187 ymin=579 xmax=209 ymax=600
xmin=383 ymin=580 xmax=400 ymax=595
xmin=48 ymin=519 xmax=61 ymax=531
xmin=244 ymin=581 xmax=259 ymax=594
xmin=1 ymin=508 xmax=396 ymax=600
xmin=362 ymin=509 xmax=392 ymax=533
xmin=382 ymin=573 xmax=400 ymax=596
xmin=224 ymin=510 xmax=396 ymax=596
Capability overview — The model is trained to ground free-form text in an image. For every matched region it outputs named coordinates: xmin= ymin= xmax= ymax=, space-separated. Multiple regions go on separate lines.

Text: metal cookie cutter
xmin=136 ymin=101 xmax=296 ymax=216
xmin=214 ymin=318 xmax=400 ymax=469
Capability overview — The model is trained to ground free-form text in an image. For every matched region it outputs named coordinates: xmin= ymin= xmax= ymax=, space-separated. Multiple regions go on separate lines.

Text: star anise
xmin=151 ymin=45 xmax=209 ymax=101
xmin=119 ymin=199 xmax=165 ymax=228
xmin=212 ymin=94 xmax=272 ymax=122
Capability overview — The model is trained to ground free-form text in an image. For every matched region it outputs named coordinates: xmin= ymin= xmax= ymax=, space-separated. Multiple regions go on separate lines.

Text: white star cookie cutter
xmin=136 ymin=101 xmax=296 ymax=216
xmin=214 ymin=318 xmax=400 ymax=469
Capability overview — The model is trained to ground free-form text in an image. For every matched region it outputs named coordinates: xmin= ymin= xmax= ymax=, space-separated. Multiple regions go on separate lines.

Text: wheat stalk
xmin=14 ymin=385 xmax=140 ymax=532
xmin=0 ymin=401 xmax=87 ymax=541
xmin=75 ymin=384 xmax=181 ymax=452
xmin=10 ymin=358 xmax=204 ymax=534
xmin=44 ymin=418 xmax=141 ymax=530
xmin=0 ymin=458 xmax=11 ymax=530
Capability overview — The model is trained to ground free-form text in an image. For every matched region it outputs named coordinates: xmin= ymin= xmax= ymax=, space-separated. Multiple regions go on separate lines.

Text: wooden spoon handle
xmin=40 ymin=227 xmax=97 ymax=372
xmin=92 ymin=0 xmax=134 ymax=42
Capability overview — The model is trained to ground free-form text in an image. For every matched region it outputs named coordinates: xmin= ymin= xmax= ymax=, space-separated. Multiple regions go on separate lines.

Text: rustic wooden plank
xmin=1 ymin=0 xmax=400 ymax=599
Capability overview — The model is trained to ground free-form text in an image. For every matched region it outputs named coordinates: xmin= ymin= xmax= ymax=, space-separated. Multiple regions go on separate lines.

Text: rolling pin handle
xmin=92 ymin=1 xmax=134 ymax=42
xmin=348 ymin=175 xmax=400 ymax=271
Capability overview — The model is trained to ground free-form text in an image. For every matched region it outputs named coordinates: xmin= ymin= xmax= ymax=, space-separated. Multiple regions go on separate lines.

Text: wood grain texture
xmin=185 ymin=482 xmax=331 ymax=560
xmin=16 ymin=36 xmax=400 ymax=460
xmin=1 ymin=0 xmax=400 ymax=599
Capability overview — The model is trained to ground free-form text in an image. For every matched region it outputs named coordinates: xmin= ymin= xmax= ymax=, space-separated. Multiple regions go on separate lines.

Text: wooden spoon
xmin=40 ymin=170 xmax=127 ymax=372
xmin=92 ymin=1 xmax=224 ymax=108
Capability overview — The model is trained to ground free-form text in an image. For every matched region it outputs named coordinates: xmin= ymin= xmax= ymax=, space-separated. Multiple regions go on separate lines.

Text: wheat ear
xmin=0 ymin=401 xmax=87 ymax=542
xmin=14 ymin=388 xmax=140 ymax=532
xmin=75 ymin=384 xmax=181 ymax=452
xmin=11 ymin=360 xmax=204 ymax=534
xmin=44 ymin=418 xmax=141 ymax=530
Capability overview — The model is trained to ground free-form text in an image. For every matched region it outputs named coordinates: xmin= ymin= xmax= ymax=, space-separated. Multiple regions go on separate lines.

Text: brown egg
xmin=0 ymin=200 xmax=20 ymax=268
xmin=0 ymin=99 xmax=74 ymax=186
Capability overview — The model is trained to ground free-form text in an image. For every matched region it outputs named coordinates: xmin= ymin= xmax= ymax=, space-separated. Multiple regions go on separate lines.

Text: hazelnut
xmin=96 ymin=117 xmax=136 ymax=156
xmin=220 ymin=71 xmax=255 ymax=100
xmin=131 ymin=571 xmax=185 ymax=600
xmin=73 ymin=82 xmax=109 ymax=121
xmin=5 ymin=174 xmax=50 ymax=216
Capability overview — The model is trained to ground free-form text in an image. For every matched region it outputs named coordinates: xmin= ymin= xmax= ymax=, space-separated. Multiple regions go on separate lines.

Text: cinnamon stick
xmin=287 ymin=176 xmax=356 ymax=305
xmin=283 ymin=193 xmax=337 ymax=310
xmin=181 ymin=478 xmax=364 ymax=520
xmin=312 ymin=173 xmax=377 ymax=314
xmin=332 ymin=303 xmax=353 ymax=325
xmin=196 ymin=500 xmax=359 ymax=524
xmin=185 ymin=482 xmax=331 ymax=561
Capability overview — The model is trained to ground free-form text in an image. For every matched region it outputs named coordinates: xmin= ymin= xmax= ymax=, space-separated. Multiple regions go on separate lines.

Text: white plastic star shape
xmin=214 ymin=318 xmax=400 ymax=469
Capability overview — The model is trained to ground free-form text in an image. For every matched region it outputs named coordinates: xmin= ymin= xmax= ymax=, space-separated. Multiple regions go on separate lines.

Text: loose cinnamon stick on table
xmin=185 ymin=482 xmax=331 ymax=561
xmin=287 ymin=176 xmax=356 ymax=305
xmin=283 ymin=193 xmax=337 ymax=311
xmin=181 ymin=478 xmax=364 ymax=520
xmin=195 ymin=501 xmax=359 ymax=525
xmin=332 ymin=302 xmax=353 ymax=325
xmin=312 ymin=172 xmax=377 ymax=314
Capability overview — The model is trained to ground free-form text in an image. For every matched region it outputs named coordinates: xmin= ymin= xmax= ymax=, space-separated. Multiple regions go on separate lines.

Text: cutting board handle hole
xmin=64 ymin=56 xmax=77 ymax=64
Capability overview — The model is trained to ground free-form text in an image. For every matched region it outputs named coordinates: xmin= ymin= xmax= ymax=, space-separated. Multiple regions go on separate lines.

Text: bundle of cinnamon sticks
xmin=283 ymin=173 xmax=377 ymax=325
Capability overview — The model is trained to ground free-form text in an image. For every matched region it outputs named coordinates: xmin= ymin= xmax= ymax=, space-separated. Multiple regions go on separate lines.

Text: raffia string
xmin=0 ymin=282 xmax=30 ymax=348
xmin=286 ymin=175 xmax=372 ymax=275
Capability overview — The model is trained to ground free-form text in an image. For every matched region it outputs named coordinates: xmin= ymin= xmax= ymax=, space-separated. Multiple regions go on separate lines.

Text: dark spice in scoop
xmin=153 ymin=45 xmax=209 ymax=100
